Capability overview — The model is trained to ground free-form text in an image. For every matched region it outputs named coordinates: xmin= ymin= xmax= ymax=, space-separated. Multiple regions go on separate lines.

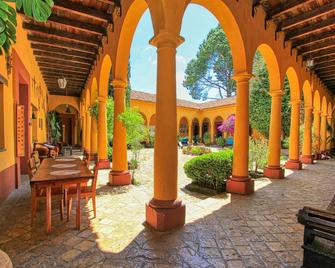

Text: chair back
xmin=92 ymin=163 xmax=99 ymax=194
xmin=32 ymin=151 xmax=41 ymax=168
xmin=27 ymin=158 xmax=37 ymax=180
xmin=84 ymin=150 xmax=91 ymax=167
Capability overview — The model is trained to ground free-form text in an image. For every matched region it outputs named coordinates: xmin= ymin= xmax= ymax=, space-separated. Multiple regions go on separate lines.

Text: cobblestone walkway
xmin=0 ymin=149 xmax=334 ymax=267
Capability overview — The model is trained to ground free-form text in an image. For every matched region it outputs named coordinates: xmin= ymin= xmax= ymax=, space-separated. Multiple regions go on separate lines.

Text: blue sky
xmin=129 ymin=4 xmax=218 ymax=101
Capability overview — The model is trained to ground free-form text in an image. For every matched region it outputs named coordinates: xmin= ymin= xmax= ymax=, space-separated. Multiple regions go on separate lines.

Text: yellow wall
xmin=130 ymin=98 xmax=236 ymax=136
xmin=0 ymin=14 xmax=49 ymax=174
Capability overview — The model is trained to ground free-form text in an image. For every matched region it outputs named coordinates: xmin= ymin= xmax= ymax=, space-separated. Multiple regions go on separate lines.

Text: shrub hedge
xmin=182 ymin=146 xmax=211 ymax=156
xmin=184 ymin=149 xmax=233 ymax=192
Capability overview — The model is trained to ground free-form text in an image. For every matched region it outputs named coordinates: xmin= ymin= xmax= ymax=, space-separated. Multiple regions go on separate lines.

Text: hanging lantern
xmin=57 ymin=77 xmax=67 ymax=89
xmin=306 ymin=58 xmax=314 ymax=70
xmin=65 ymin=104 xmax=71 ymax=113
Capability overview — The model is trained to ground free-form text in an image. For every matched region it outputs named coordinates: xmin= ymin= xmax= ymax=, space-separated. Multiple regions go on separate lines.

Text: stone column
xmin=264 ymin=90 xmax=284 ymax=179
xmin=82 ymin=113 xmax=86 ymax=150
xmin=188 ymin=123 xmax=192 ymax=144
xmin=109 ymin=80 xmax=131 ymax=185
xmin=226 ymin=72 xmax=254 ymax=194
xmin=199 ymin=121 xmax=203 ymax=142
xmin=85 ymin=111 xmax=91 ymax=152
xmin=97 ymin=96 xmax=110 ymax=169
xmin=326 ymin=116 xmax=332 ymax=151
xmin=90 ymin=117 xmax=98 ymax=159
xmin=313 ymin=110 xmax=321 ymax=159
xmin=301 ymin=106 xmax=313 ymax=164
xmin=145 ymin=30 xmax=185 ymax=231
xmin=320 ymin=113 xmax=327 ymax=152
xmin=285 ymin=100 xmax=302 ymax=170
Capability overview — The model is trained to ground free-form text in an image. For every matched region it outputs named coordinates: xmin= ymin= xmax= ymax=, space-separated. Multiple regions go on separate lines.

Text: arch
xmin=99 ymin=55 xmax=112 ymax=98
xmin=214 ymin=116 xmax=223 ymax=138
xmin=114 ymin=0 xmax=150 ymax=81
xmin=48 ymin=95 xmax=80 ymax=112
xmin=139 ymin=112 xmax=148 ymax=125
xmin=188 ymin=0 xmax=247 ymax=73
xmin=201 ymin=117 xmax=211 ymax=135
xmin=328 ymin=102 xmax=332 ymax=117
xmin=313 ymin=90 xmax=321 ymax=112
xmin=191 ymin=118 xmax=200 ymax=139
xmin=179 ymin=117 xmax=189 ymax=137
xmin=302 ymin=80 xmax=312 ymax=108
xmin=321 ymin=96 xmax=327 ymax=115
xmin=254 ymin=44 xmax=281 ymax=91
xmin=54 ymin=104 xmax=79 ymax=114
xmin=187 ymin=0 xmax=247 ymax=73
xmin=91 ymin=77 xmax=98 ymax=105
xmin=149 ymin=114 xmax=156 ymax=126
xmin=285 ymin=67 xmax=301 ymax=101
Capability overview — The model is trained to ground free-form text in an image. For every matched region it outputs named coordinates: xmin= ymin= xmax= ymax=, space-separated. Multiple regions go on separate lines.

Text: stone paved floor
xmin=0 ymin=148 xmax=334 ymax=267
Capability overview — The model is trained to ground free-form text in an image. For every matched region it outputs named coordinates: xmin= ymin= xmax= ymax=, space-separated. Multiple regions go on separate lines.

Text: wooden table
xmin=31 ymin=158 xmax=94 ymax=233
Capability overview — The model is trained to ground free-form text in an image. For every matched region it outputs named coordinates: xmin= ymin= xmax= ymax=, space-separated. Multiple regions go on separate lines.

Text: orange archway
xmin=179 ymin=117 xmax=189 ymax=138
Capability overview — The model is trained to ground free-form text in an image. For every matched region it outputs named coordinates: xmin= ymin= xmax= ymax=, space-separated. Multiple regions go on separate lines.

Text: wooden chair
xmin=31 ymin=151 xmax=41 ymax=168
xmin=66 ymin=163 xmax=99 ymax=220
xmin=83 ymin=149 xmax=91 ymax=168
xmin=28 ymin=157 xmax=64 ymax=226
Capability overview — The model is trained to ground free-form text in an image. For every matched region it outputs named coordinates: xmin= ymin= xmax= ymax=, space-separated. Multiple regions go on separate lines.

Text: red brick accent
xmin=226 ymin=176 xmax=254 ymax=195
xmin=108 ymin=170 xmax=131 ymax=186
xmin=264 ymin=165 xmax=285 ymax=179
xmin=300 ymin=155 xmax=314 ymax=164
xmin=146 ymin=199 xmax=185 ymax=231
xmin=285 ymin=159 xmax=302 ymax=170
xmin=0 ymin=165 xmax=16 ymax=204
xmin=98 ymin=159 xmax=110 ymax=169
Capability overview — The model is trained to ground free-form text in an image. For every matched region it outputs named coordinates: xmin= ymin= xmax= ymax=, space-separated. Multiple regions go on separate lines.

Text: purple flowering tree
xmin=217 ymin=114 xmax=235 ymax=135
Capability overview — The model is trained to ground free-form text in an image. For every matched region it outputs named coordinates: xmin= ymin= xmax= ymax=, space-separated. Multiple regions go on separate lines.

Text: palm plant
xmin=0 ymin=0 xmax=53 ymax=55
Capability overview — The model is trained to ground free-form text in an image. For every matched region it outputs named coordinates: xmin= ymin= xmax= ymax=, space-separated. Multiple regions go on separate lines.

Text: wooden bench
xmin=297 ymin=206 xmax=335 ymax=267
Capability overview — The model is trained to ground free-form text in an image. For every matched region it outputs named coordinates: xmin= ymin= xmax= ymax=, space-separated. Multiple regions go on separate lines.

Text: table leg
xmin=46 ymin=186 xmax=52 ymax=234
xmin=76 ymin=183 xmax=81 ymax=230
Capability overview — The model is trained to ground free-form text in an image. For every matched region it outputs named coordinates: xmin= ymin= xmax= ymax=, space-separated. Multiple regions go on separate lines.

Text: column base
xmin=285 ymin=159 xmax=302 ymax=170
xmin=226 ymin=176 xmax=254 ymax=195
xmin=98 ymin=159 xmax=110 ymax=169
xmin=145 ymin=199 xmax=185 ymax=231
xmin=300 ymin=155 xmax=314 ymax=164
xmin=263 ymin=166 xmax=284 ymax=179
xmin=108 ymin=170 xmax=131 ymax=186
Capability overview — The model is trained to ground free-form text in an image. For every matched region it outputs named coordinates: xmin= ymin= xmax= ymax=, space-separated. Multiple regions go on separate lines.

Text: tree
xmin=249 ymin=51 xmax=291 ymax=138
xmin=0 ymin=0 xmax=53 ymax=55
xmin=183 ymin=25 xmax=235 ymax=100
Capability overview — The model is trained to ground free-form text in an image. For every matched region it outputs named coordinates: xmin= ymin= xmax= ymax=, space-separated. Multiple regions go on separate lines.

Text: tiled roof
xmin=130 ymin=91 xmax=236 ymax=110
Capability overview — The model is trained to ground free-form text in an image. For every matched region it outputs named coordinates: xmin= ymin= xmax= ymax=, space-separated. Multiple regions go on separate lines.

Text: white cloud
xmin=176 ymin=55 xmax=188 ymax=65
xmin=141 ymin=45 xmax=154 ymax=54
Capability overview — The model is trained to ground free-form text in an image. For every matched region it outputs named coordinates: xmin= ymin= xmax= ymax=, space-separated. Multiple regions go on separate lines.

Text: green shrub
xmin=107 ymin=146 xmax=113 ymax=161
xmin=282 ymin=137 xmax=289 ymax=149
xmin=182 ymin=146 xmax=211 ymax=155
xmin=249 ymin=137 xmax=268 ymax=173
xmin=184 ymin=149 xmax=233 ymax=191
xmin=202 ymin=132 xmax=211 ymax=145
xmin=216 ymin=136 xmax=225 ymax=148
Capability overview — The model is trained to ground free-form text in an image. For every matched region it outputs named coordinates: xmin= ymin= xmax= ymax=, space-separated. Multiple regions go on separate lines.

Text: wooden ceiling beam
xmin=314 ymin=61 xmax=335 ymax=70
xmin=291 ymin=30 xmax=335 ymax=49
xmin=303 ymin=47 xmax=335 ymax=61
xmin=31 ymin=44 xmax=96 ymax=60
xmin=28 ymin=34 xmax=97 ymax=54
xmin=316 ymin=70 xmax=335 ymax=77
xmin=281 ymin=2 xmax=335 ymax=30
xmin=38 ymin=62 xmax=90 ymax=72
xmin=47 ymin=14 xmax=106 ymax=35
xmin=43 ymin=75 xmax=87 ymax=83
xmin=44 ymin=82 xmax=85 ymax=88
xmin=53 ymin=0 xmax=112 ymax=23
xmin=40 ymin=67 xmax=88 ymax=75
xmin=314 ymin=56 xmax=335 ymax=65
xmin=286 ymin=17 xmax=335 ymax=40
xmin=23 ymin=22 xmax=101 ymax=46
xmin=33 ymin=51 xmax=93 ymax=65
xmin=41 ymin=71 xmax=87 ymax=80
xmin=267 ymin=0 xmax=314 ymax=19
xmin=299 ymin=38 xmax=335 ymax=55
xmin=35 ymin=56 xmax=91 ymax=69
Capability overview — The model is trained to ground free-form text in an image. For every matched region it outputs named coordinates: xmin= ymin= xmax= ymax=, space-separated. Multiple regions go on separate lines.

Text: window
xmin=0 ymin=83 xmax=5 ymax=149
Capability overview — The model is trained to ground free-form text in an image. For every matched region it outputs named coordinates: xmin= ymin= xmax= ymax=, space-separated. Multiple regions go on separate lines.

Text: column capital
xmin=269 ymin=90 xmax=283 ymax=97
xmin=150 ymin=30 xmax=185 ymax=48
xmin=327 ymin=115 xmax=332 ymax=120
xmin=112 ymin=79 xmax=127 ymax=89
xmin=313 ymin=110 xmax=321 ymax=115
xmin=321 ymin=112 xmax=328 ymax=117
xmin=290 ymin=99 xmax=301 ymax=106
xmin=98 ymin=96 xmax=108 ymax=103
xmin=233 ymin=72 xmax=253 ymax=82
xmin=304 ymin=106 xmax=313 ymax=111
